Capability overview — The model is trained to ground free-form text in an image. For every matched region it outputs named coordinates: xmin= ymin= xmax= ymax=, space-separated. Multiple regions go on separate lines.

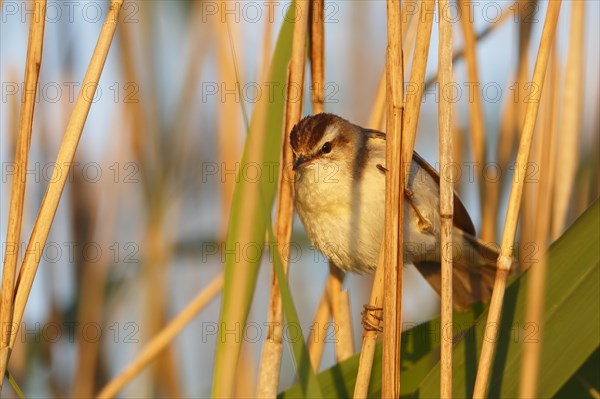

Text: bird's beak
xmin=293 ymin=156 xmax=309 ymax=171
xmin=292 ymin=156 xmax=306 ymax=170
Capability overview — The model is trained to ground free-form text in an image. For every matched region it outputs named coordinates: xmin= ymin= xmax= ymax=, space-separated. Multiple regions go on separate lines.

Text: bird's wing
xmin=364 ymin=129 xmax=386 ymax=141
xmin=363 ymin=128 xmax=476 ymax=235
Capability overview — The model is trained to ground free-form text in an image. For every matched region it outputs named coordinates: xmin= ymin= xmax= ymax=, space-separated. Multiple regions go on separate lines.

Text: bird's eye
xmin=321 ymin=142 xmax=332 ymax=154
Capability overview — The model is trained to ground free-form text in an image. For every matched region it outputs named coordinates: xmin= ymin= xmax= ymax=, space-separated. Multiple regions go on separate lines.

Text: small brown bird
xmin=290 ymin=113 xmax=499 ymax=311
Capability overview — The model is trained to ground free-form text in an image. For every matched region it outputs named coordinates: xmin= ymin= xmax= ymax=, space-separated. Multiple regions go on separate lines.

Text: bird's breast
xmin=294 ymin=157 xmax=443 ymax=273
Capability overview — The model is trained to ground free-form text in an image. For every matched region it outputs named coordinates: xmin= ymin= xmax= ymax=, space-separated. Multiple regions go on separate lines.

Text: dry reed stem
xmin=309 ymin=0 xmax=354 ymax=366
xmin=139 ymin=157 xmax=186 ymax=397
xmin=307 ymin=283 xmax=331 ymax=369
xmin=352 ymin=6 xmax=418 ymax=386
xmin=307 ymin=265 xmax=354 ymax=367
xmin=383 ymin=0 xmax=404 ymax=397
xmin=0 ymin=0 xmax=47 ymax=389
xmin=117 ymin=16 xmax=179 ymax=396
xmin=458 ymin=0 xmax=486 ymax=214
xmin=115 ymin=19 xmax=149 ymax=196
xmin=332 ymin=289 xmax=354 ymax=362
xmin=401 ymin=0 xmax=420 ymax=83
xmin=260 ymin=0 xmax=274 ymax=82
xmin=482 ymin=81 xmax=517 ymax=242
xmin=451 ymin=99 xmax=464 ymax=194
xmin=367 ymin=0 xmax=424 ymax=133
xmin=327 ymin=264 xmax=354 ymax=361
xmin=453 ymin=126 xmax=465 ymax=192
xmin=487 ymin=0 xmax=536 ymax=244
xmin=70 ymin=114 xmax=125 ymax=398
xmin=400 ymin=0 xmax=415 ymax=47
xmin=235 ymin=345 xmax=257 ymax=398
xmin=306 ymin=0 xmax=335 ymax=370
xmin=401 ymin=0 xmax=435 ymax=183
xmin=307 ymin=262 xmax=354 ymax=372
xmin=336 ymin=291 xmax=355 ymax=360
xmin=307 ymin=264 xmax=353 ymax=370
xmin=256 ymin=2 xmax=308 ymax=397
xmin=552 ymin=0 xmax=585 ymax=239
xmin=168 ymin=3 xmax=213 ymax=189
xmin=7 ymin=68 xmax=19 ymax=158
xmin=9 ymin=0 xmax=124 ymax=345
xmin=438 ymin=0 xmax=453 ymax=396
xmin=141 ymin=213 xmax=183 ymax=397
xmin=515 ymin=0 xmax=536 ymax=129
xmin=120 ymin=12 xmax=201 ymax=392
xmin=216 ymin=13 xmax=242 ymax=239
xmin=367 ymin=70 xmax=387 ymax=130
xmin=518 ymin=142 xmax=539 ymax=267
xmin=310 ymin=0 xmax=325 ymax=115
xmin=134 ymin=5 xmax=213 ymax=396
xmin=576 ymin=373 xmax=600 ymax=399
xmin=96 ymin=273 xmax=224 ymax=398
xmin=539 ymin=53 xmax=560 ymax=245
xmin=138 ymin=2 xmax=163 ymax=176
xmin=518 ymin=46 xmax=559 ymax=399
xmin=353 ymin=249 xmax=385 ymax=399
xmin=472 ymin=2 xmax=562 ymax=397
xmin=519 ymin=48 xmax=557 ymax=265
xmin=424 ymin=1 xmax=516 ymax=90
xmin=10 ymin=0 xmax=128 ymax=382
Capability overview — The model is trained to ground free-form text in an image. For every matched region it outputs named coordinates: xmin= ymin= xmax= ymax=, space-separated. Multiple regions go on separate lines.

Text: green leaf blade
xmin=212 ymin=11 xmax=295 ymax=398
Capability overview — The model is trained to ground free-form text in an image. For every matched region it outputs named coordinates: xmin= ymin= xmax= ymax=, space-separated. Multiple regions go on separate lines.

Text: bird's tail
xmin=414 ymin=229 xmax=506 ymax=311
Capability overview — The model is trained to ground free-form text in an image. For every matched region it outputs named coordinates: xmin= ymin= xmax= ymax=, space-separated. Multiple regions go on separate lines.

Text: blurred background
xmin=1 ymin=0 xmax=598 ymax=397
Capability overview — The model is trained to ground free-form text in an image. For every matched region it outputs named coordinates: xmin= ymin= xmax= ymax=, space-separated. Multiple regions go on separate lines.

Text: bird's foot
xmin=404 ymin=189 xmax=433 ymax=233
xmin=361 ymin=304 xmax=383 ymax=333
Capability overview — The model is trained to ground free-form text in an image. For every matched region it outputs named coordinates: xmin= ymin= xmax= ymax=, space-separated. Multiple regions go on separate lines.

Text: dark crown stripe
xmin=290 ymin=113 xmax=344 ymax=152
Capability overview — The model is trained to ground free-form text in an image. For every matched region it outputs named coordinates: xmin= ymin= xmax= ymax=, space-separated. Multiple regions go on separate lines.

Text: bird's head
xmin=290 ymin=113 xmax=361 ymax=175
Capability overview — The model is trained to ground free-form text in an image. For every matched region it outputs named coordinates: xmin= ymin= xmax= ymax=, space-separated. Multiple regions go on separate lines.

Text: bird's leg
xmin=375 ymin=165 xmax=433 ymax=233
xmin=404 ymin=188 xmax=433 ymax=233
xmin=361 ymin=304 xmax=383 ymax=332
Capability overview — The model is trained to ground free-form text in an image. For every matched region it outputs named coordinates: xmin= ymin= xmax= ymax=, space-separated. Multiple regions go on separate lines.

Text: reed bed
xmin=473 ymin=2 xmax=562 ymax=396
xmin=517 ymin=44 xmax=559 ymax=399
xmin=1 ymin=1 xmax=598 ymax=398
xmin=1 ymin=1 xmax=124 ymax=395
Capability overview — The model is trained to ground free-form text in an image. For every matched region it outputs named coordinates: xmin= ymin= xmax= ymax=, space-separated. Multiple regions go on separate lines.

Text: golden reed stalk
xmin=401 ymin=0 xmax=435 ymax=182
xmin=96 ymin=274 xmax=224 ymax=398
xmin=457 ymin=0 xmax=487 ymax=216
xmin=472 ymin=2 xmax=562 ymax=397
xmin=438 ymin=0 xmax=454 ymax=396
xmin=353 ymin=250 xmax=385 ymax=398
xmin=0 ymin=0 xmax=47 ymax=391
xmin=518 ymin=46 xmax=559 ymax=399
xmin=552 ymin=0 xmax=585 ymax=239
xmin=382 ymin=0 xmax=404 ymax=397
xmin=305 ymin=0 xmax=355 ymax=370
